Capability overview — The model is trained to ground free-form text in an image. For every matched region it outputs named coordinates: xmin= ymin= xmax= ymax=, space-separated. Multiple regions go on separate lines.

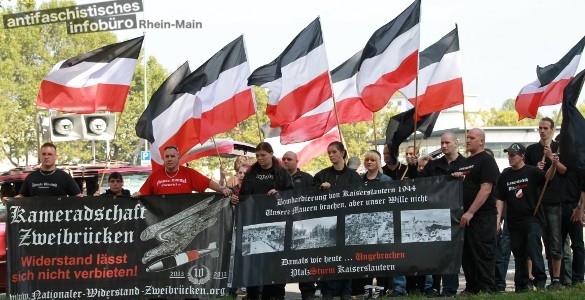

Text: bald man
xmin=282 ymin=151 xmax=316 ymax=300
xmin=282 ymin=151 xmax=313 ymax=189
xmin=453 ymin=128 xmax=500 ymax=295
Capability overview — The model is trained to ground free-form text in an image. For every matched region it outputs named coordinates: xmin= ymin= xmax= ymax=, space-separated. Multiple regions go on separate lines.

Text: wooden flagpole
xmin=372 ymin=112 xmax=377 ymax=149
xmin=254 ymin=108 xmax=263 ymax=143
xmin=331 ymin=95 xmax=346 ymax=146
xmin=413 ymin=76 xmax=419 ymax=152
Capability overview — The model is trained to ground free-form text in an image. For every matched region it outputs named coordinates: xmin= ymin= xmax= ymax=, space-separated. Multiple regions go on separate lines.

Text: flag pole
xmin=254 ymin=109 xmax=263 ymax=143
xmin=331 ymin=95 xmax=346 ymax=146
xmin=211 ymin=136 xmax=224 ymax=170
xmin=143 ymin=33 xmax=148 ymax=152
xmin=413 ymin=76 xmax=419 ymax=152
xmin=372 ymin=112 xmax=377 ymax=148
xmin=97 ymin=111 xmax=124 ymax=193
xmin=462 ymin=100 xmax=468 ymax=155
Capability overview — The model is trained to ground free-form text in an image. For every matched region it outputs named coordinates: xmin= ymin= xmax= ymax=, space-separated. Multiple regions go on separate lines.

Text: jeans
xmin=562 ymin=236 xmax=573 ymax=285
xmin=495 ymin=221 xmax=511 ymax=291
xmin=561 ymin=202 xmax=585 ymax=284
xmin=542 ymin=204 xmax=563 ymax=260
xmin=509 ymin=223 xmax=547 ymax=291
xmin=392 ymin=276 xmax=407 ymax=294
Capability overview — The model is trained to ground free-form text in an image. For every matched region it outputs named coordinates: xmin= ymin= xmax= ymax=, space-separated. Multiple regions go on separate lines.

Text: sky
xmin=38 ymin=0 xmax=585 ymax=114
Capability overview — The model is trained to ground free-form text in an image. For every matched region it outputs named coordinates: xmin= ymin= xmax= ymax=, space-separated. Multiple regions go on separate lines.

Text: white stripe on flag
xmin=264 ymin=44 xmax=329 ymax=106
xmin=357 ymin=24 xmax=420 ymax=92
xmin=198 ymin=62 xmax=251 ymax=113
xmin=44 ymin=58 xmax=138 ymax=87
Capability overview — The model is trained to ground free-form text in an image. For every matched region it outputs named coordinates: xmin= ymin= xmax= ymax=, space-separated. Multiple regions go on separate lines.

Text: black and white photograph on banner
xmin=242 ymin=222 xmax=286 ymax=255
xmin=345 ymin=212 xmax=394 ymax=245
xmin=400 ymin=209 xmax=451 ymax=243
xmin=291 ymin=216 xmax=337 ymax=250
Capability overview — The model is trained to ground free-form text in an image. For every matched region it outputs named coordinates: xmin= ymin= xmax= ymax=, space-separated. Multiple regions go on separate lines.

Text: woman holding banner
xmin=362 ymin=150 xmax=392 ymax=185
xmin=313 ymin=141 xmax=361 ymax=300
xmin=236 ymin=141 xmax=292 ymax=300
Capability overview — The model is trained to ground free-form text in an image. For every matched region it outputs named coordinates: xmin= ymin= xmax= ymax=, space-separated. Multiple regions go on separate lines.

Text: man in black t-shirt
xmin=453 ymin=128 xmax=499 ymax=294
xmin=496 ymin=143 xmax=550 ymax=291
xmin=524 ymin=117 xmax=565 ymax=288
xmin=17 ymin=142 xmax=81 ymax=198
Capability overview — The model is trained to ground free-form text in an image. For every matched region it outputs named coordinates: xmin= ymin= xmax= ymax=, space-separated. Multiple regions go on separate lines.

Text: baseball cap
xmin=503 ymin=143 xmax=526 ymax=155
xmin=347 ymin=156 xmax=361 ymax=170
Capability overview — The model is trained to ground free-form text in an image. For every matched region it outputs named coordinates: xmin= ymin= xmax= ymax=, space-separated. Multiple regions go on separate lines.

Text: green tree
xmin=475 ymin=98 xmax=541 ymax=127
xmin=0 ymin=0 xmax=168 ymax=166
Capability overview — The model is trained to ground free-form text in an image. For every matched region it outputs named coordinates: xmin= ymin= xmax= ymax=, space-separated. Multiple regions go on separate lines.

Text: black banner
xmin=232 ymin=176 xmax=463 ymax=287
xmin=7 ymin=193 xmax=232 ymax=299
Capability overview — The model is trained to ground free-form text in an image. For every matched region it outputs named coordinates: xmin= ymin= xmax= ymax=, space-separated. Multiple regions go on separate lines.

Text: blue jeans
xmin=510 ymin=223 xmax=547 ymax=291
xmin=392 ymin=276 xmax=407 ymax=294
xmin=495 ymin=221 xmax=511 ymax=291
xmin=561 ymin=202 xmax=585 ymax=284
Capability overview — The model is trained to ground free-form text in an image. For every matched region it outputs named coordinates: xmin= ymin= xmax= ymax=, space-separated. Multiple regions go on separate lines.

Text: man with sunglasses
xmin=17 ymin=142 xmax=82 ymax=197
xmin=133 ymin=145 xmax=231 ymax=197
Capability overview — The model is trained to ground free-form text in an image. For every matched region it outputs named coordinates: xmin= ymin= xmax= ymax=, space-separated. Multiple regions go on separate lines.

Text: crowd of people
xmin=10 ymin=116 xmax=585 ymax=299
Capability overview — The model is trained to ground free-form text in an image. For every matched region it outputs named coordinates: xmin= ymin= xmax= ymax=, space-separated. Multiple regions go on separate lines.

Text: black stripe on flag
xmin=559 ymin=69 xmax=585 ymax=169
xmin=359 ymin=0 xmax=420 ymax=64
xmin=331 ymin=49 xmax=363 ymax=83
xmin=385 ymin=108 xmax=438 ymax=154
xmin=135 ymin=62 xmax=191 ymax=143
xmin=59 ymin=36 xmax=144 ymax=68
xmin=248 ymin=17 xmax=324 ymax=86
xmin=419 ymin=27 xmax=459 ymax=70
xmin=173 ymin=35 xmax=247 ymax=95
xmin=537 ymin=36 xmax=585 ymax=86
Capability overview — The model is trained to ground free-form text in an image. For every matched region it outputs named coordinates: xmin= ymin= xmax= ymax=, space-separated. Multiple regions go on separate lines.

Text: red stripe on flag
xmin=157 ymin=118 xmax=201 ymax=163
xmin=37 ymin=81 xmax=129 ymax=114
xmin=541 ymin=78 xmax=573 ymax=106
xmin=337 ymin=97 xmax=373 ymax=124
xmin=280 ymin=96 xmax=371 ymax=144
xmin=515 ymin=92 xmax=543 ymax=120
xmin=296 ymin=130 xmax=341 ymax=167
xmin=360 ymin=51 xmax=418 ymax=112
xmin=266 ymin=71 xmax=332 ymax=127
xmin=281 ymin=111 xmax=336 ymax=144
xmin=408 ymin=78 xmax=464 ymax=117
xmin=199 ymin=89 xmax=255 ymax=143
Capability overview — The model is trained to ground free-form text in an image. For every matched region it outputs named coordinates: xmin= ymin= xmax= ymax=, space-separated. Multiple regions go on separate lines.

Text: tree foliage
xmin=475 ymin=98 xmax=541 ymax=127
xmin=0 ymin=0 xmax=168 ymax=166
